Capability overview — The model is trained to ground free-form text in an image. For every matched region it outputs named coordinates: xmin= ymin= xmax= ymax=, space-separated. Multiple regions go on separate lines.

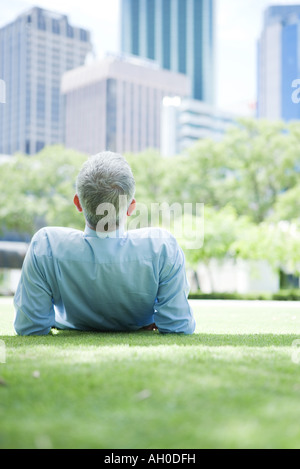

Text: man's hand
xmin=141 ymin=323 xmax=158 ymax=331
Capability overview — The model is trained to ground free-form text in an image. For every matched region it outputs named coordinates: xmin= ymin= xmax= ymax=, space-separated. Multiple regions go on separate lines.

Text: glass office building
xmin=0 ymin=7 xmax=92 ymax=155
xmin=258 ymin=5 xmax=300 ymax=121
xmin=121 ymin=0 xmax=215 ymax=104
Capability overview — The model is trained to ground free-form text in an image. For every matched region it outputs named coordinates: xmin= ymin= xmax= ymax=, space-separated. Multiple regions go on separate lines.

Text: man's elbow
xmin=158 ymin=318 xmax=196 ymax=335
xmin=181 ymin=318 xmax=196 ymax=335
xmin=14 ymin=307 xmax=52 ymax=336
xmin=14 ymin=322 xmax=51 ymax=336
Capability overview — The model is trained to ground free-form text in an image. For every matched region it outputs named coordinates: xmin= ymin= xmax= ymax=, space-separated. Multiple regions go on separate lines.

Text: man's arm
xmin=14 ymin=232 xmax=55 ymax=336
xmin=154 ymin=243 xmax=196 ymax=334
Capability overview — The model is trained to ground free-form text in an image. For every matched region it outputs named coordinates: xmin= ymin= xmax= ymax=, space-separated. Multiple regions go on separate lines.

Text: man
xmin=14 ymin=151 xmax=196 ymax=336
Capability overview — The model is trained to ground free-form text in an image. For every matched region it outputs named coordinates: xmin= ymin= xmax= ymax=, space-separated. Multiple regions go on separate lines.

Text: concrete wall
xmin=188 ymin=258 xmax=280 ymax=294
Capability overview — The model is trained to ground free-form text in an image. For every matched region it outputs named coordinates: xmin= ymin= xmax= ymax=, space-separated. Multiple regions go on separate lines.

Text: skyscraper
xmin=120 ymin=0 xmax=215 ymax=104
xmin=0 ymin=7 xmax=92 ymax=155
xmin=258 ymin=5 xmax=300 ymax=121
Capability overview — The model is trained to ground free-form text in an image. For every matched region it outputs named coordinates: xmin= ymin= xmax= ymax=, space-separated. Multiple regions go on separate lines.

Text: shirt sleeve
xmin=14 ymin=232 xmax=55 ymax=336
xmin=154 ymin=241 xmax=196 ymax=334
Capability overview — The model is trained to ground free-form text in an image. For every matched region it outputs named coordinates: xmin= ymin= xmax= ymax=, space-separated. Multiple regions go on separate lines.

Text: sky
xmin=1 ymin=0 xmax=300 ymax=114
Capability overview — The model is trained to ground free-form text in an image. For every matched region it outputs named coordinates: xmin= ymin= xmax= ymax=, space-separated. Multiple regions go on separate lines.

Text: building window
xmin=193 ymin=0 xmax=203 ymax=100
xmin=26 ymin=90 xmax=31 ymax=125
xmin=162 ymin=0 xmax=171 ymax=69
xmin=52 ymin=19 xmax=60 ymax=35
xmin=36 ymin=141 xmax=45 ymax=153
xmin=146 ymin=0 xmax=155 ymax=60
xmin=106 ymin=79 xmax=117 ymax=151
xmin=25 ymin=140 xmax=30 ymax=154
xmin=51 ymin=87 xmax=60 ymax=123
xmin=178 ymin=0 xmax=187 ymax=74
xmin=38 ymin=16 xmax=46 ymax=31
xmin=131 ymin=0 xmax=140 ymax=55
xmin=66 ymin=60 xmax=74 ymax=70
xmin=67 ymin=25 xmax=74 ymax=38
xmin=36 ymin=83 xmax=45 ymax=121
xmin=80 ymin=29 xmax=88 ymax=42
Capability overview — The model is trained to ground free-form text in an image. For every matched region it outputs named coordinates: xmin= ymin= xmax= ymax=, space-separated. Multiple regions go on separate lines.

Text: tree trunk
xmin=204 ymin=261 xmax=215 ymax=293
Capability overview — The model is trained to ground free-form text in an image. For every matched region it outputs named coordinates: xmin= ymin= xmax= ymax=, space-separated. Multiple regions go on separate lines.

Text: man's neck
xmin=87 ymin=222 xmax=119 ymax=232
xmin=85 ymin=222 xmax=125 ymax=238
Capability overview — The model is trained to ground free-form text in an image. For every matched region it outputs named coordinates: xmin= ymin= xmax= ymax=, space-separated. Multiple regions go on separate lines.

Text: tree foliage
xmin=219 ymin=119 xmax=300 ymax=223
xmin=0 ymin=146 xmax=87 ymax=236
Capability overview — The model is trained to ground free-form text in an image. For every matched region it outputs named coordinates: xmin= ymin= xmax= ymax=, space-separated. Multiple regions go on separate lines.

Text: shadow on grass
xmin=1 ymin=330 xmax=299 ymax=348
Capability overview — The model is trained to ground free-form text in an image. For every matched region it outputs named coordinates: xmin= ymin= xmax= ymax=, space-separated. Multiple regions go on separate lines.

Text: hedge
xmin=188 ymin=289 xmax=300 ymax=301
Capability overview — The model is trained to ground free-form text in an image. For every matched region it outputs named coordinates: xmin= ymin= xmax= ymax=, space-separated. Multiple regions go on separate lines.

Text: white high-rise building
xmin=161 ymin=97 xmax=237 ymax=156
xmin=61 ymin=54 xmax=190 ymax=155
xmin=0 ymin=7 xmax=92 ymax=155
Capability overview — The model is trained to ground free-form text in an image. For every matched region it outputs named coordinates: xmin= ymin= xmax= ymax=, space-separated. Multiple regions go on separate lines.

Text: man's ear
xmin=127 ymin=198 xmax=136 ymax=217
xmin=74 ymin=194 xmax=83 ymax=212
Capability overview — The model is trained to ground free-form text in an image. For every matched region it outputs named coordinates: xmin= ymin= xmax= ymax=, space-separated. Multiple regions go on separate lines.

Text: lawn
xmin=1 ymin=297 xmax=300 ymax=449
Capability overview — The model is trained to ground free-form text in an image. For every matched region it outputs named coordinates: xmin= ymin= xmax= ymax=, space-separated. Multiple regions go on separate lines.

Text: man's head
xmin=74 ymin=151 xmax=136 ymax=231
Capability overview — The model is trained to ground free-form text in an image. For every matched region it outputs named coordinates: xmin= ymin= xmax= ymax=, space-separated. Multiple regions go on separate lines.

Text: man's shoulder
xmin=31 ymin=227 xmax=83 ymax=254
xmin=33 ymin=226 xmax=83 ymax=240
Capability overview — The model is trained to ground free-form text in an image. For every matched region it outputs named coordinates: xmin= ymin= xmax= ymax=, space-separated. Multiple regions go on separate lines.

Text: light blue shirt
xmin=14 ymin=225 xmax=196 ymax=336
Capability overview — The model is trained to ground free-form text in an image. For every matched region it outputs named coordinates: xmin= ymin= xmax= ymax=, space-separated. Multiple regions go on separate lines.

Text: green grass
xmin=1 ymin=297 xmax=300 ymax=449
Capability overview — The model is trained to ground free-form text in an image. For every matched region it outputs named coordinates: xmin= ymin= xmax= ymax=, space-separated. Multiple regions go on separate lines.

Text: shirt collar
xmin=84 ymin=224 xmax=125 ymax=239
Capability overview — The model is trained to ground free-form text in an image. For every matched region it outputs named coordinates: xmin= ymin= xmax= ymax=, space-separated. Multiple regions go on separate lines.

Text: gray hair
xmin=76 ymin=151 xmax=135 ymax=230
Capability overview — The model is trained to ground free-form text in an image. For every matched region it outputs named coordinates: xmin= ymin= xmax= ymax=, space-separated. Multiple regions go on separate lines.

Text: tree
xmin=125 ymin=149 xmax=166 ymax=207
xmin=220 ymin=118 xmax=300 ymax=223
xmin=177 ymin=205 xmax=253 ymax=291
xmin=0 ymin=146 xmax=87 ymax=237
xmin=151 ymin=119 xmax=300 ymax=224
xmin=232 ymin=221 xmax=300 ymax=276
xmin=270 ymin=184 xmax=300 ymax=222
xmin=161 ymin=139 xmax=228 ymax=210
